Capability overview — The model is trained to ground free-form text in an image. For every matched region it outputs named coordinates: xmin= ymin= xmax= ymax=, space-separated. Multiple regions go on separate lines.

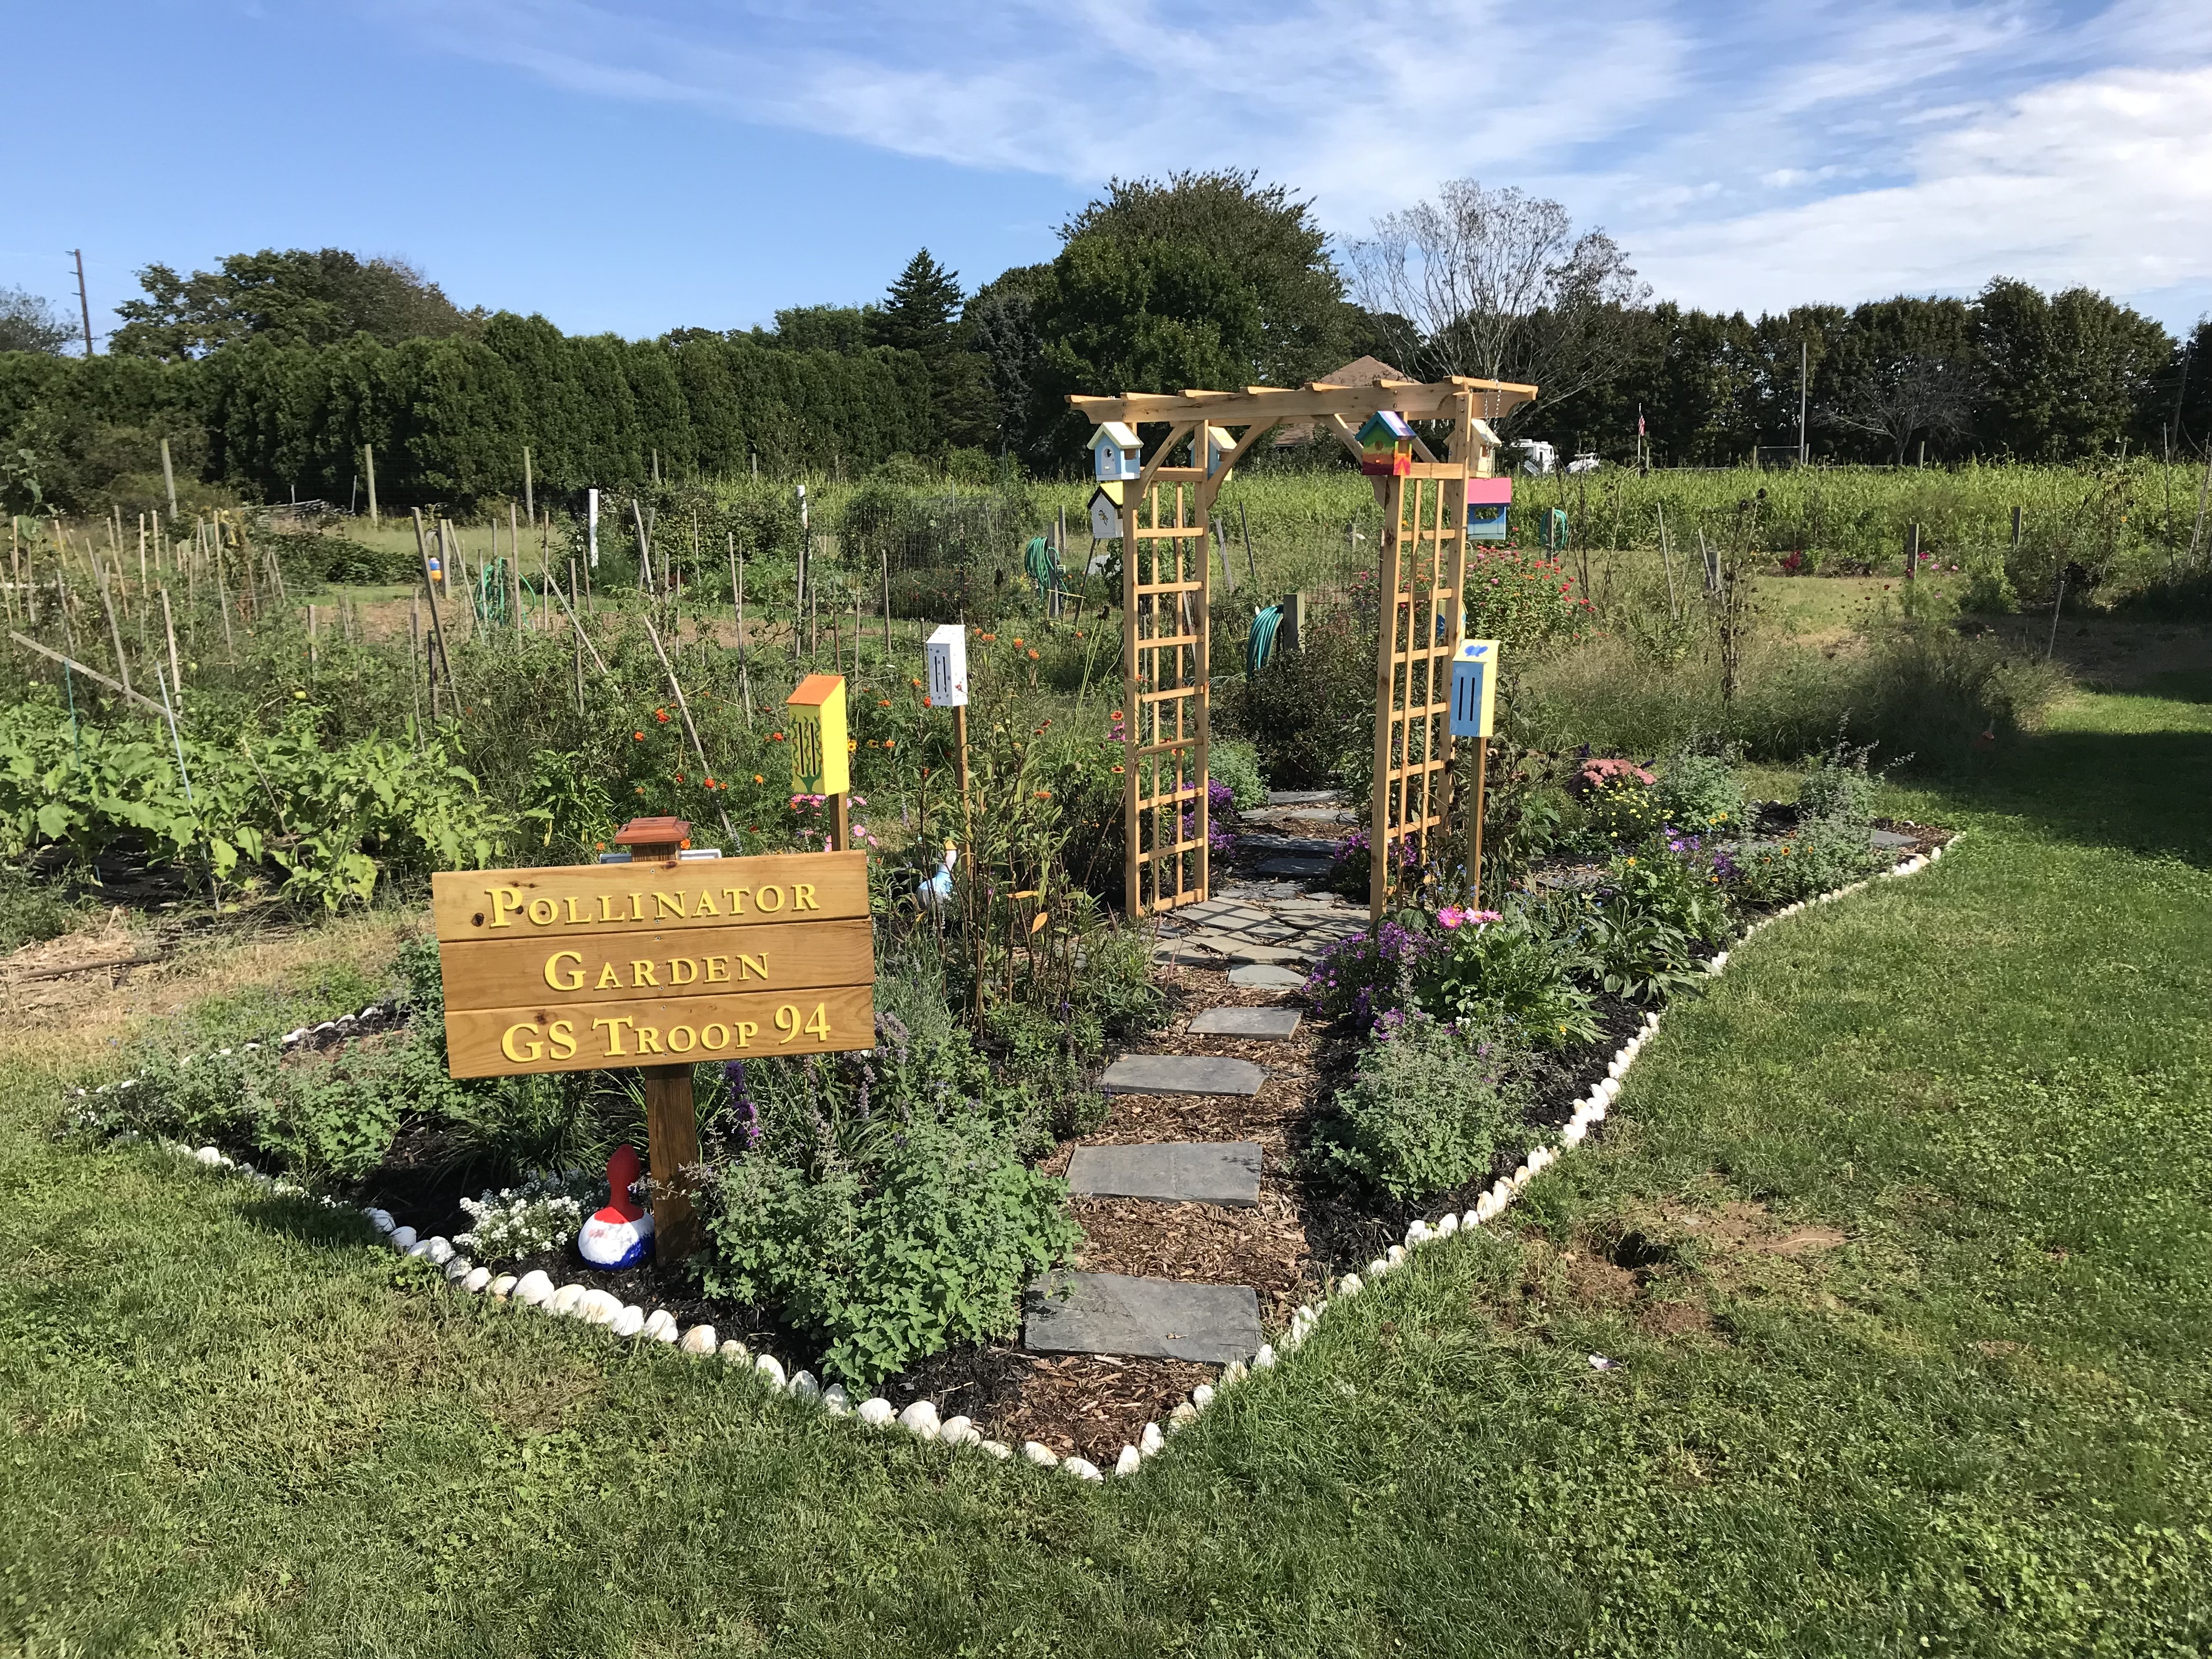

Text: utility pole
xmin=71 ymin=250 xmax=94 ymax=356
xmin=1798 ymin=338 xmax=1809 ymax=465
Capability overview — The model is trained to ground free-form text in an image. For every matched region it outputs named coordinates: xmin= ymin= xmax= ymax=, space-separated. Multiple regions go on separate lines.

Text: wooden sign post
xmin=430 ymin=822 xmax=874 ymax=1266
xmin=1449 ymin=639 xmax=1500 ymax=911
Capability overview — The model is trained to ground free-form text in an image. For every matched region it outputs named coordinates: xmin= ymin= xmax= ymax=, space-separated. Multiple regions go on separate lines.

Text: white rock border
xmin=70 ymin=839 xmax=1951 ymax=1486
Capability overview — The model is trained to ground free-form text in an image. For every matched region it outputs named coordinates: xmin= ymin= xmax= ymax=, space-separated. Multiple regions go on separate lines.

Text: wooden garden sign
xmin=431 ymin=815 xmax=876 ymax=1258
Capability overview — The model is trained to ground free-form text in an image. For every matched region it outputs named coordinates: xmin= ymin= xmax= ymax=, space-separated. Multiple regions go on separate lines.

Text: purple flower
xmin=722 ymin=1059 xmax=759 ymax=1148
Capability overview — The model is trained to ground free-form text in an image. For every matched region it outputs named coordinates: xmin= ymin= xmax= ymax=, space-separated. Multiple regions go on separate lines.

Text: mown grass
xmin=2 ymin=678 xmax=2209 ymax=1655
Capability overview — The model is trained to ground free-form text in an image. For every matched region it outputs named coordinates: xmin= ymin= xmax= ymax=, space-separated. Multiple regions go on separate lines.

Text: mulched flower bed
xmin=332 ymin=819 xmax=1954 ymax=1465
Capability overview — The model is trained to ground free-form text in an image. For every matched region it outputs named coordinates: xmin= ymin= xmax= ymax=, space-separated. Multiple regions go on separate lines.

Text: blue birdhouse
xmin=1449 ymin=639 xmax=1499 ymax=738
xmin=1466 ymin=476 xmax=1511 ymax=542
xmin=1090 ymin=422 xmax=1141 ymax=482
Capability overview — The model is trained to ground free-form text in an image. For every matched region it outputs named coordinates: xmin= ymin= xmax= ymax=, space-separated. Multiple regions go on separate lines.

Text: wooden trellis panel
xmin=1368 ymin=465 xmax=1468 ymax=915
xmin=1123 ymin=438 xmax=1214 ymax=916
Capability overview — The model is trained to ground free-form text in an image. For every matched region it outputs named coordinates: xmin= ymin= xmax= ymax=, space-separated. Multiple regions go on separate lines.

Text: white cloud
xmin=1630 ymin=64 xmax=2212 ymax=313
xmin=374 ymin=0 xmax=2212 ymax=320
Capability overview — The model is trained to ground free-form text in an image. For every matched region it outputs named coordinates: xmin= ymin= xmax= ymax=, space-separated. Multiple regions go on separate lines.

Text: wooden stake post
xmin=618 ymin=817 xmax=703 ymax=1259
xmin=1066 ymin=377 xmax=1533 ymax=921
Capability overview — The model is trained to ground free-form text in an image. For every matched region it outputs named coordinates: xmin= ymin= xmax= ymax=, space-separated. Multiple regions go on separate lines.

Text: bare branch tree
xmin=1822 ymin=354 xmax=1983 ymax=464
xmin=1347 ymin=181 xmax=1651 ymax=426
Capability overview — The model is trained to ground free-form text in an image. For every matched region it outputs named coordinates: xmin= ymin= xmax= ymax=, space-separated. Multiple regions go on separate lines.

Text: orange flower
xmin=1026 ymin=648 xmax=1039 ymax=660
xmin=1012 ymin=637 xmax=1024 ymax=647
xmin=878 ymin=697 xmax=891 ymax=707
xmin=884 ymin=738 xmax=895 ymax=748
xmin=910 ymin=677 xmax=922 ymax=688
xmin=1111 ymin=764 xmax=1126 ymax=774
xmin=633 ymin=731 xmax=646 ymax=741
xmin=675 ymin=772 xmax=686 ymax=783
xmin=1034 ymin=789 xmax=1052 ymax=800
xmin=594 ymin=840 xmax=606 ymax=851
xmin=704 ymin=777 xmax=717 ymax=788
xmin=771 ymin=731 xmax=786 ymax=741
xmin=679 ymin=838 xmax=691 ymax=849
xmin=655 ymin=708 xmax=670 ymax=723
xmin=923 ymin=696 xmax=933 ymax=707
xmin=1111 ymin=709 xmax=1126 ymax=721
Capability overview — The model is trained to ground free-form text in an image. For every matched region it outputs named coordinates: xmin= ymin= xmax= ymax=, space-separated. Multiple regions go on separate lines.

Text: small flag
xmin=1637 ymin=408 xmax=1647 ymax=438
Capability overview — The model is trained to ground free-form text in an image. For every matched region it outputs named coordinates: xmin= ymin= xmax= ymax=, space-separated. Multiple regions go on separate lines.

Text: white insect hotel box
xmin=925 ymin=623 xmax=969 ymax=708
xmin=1090 ymin=422 xmax=1142 ymax=482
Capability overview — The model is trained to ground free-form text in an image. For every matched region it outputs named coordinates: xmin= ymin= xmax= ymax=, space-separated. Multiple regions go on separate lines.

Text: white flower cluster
xmin=455 ymin=1176 xmax=589 ymax=1262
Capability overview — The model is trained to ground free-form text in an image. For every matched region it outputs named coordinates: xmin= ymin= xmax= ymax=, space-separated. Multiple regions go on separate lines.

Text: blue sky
xmin=8 ymin=0 xmax=2209 ymax=345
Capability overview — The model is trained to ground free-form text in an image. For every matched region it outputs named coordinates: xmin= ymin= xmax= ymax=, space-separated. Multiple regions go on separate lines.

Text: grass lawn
xmin=3 ymin=678 xmax=2209 ymax=1657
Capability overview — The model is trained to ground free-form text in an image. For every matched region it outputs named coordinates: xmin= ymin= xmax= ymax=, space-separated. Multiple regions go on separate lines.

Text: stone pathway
xmin=1068 ymin=1141 xmax=1263 ymax=1206
xmin=1188 ymin=1007 xmax=1302 ymax=1038
xmin=1024 ymin=1273 xmax=1262 ymax=1364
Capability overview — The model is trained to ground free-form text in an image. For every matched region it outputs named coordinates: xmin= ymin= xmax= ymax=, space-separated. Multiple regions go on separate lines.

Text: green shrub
xmin=1731 ymin=814 xmax=1886 ymax=906
xmin=1411 ymin=912 xmax=1600 ymax=1048
xmin=1654 ymin=748 xmax=1745 ymax=836
xmin=1226 ymin=597 xmax=1375 ymax=788
xmin=1308 ymin=1010 xmax=1539 ymax=1201
xmin=1579 ymin=772 xmax=1664 ymax=851
xmin=1209 ymin=738 xmax=1267 ymax=809
xmin=1796 ymin=745 xmax=1880 ymax=825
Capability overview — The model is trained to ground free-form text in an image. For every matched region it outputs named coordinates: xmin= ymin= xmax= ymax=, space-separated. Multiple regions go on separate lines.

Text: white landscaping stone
xmin=545 ymin=1283 xmax=586 ymax=1318
xmin=937 ymin=1413 xmax=973 ymax=1444
xmin=979 ymin=1440 xmax=1013 ymax=1460
xmin=1064 ymin=1458 xmax=1104 ymax=1482
xmin=611 ymin=1305 xmax=645 ymax=1338
xmin=405 ymin=1239 xmax=433 ymax=1259
xmin=754 ymin=1354 xmax=786 ymax=1389
xmin=1140 ymin=1421 xmax=1166 ymax=1457
xmin=1562 ymin=1121 xmax=1587 ymax=1147
xmin=823 ymin=1384 xmax=854 ymax=1415
xmin=1404 ymin=1221 xmax=1432 ymax=1246
xmin=857 ymin=1397 xmax=895 ymax=1426
xmin=462 ymin=1267 xmax=492 ymax=1293
xmin=642 ymin=1310 xmax=679 ymax=1342
xmin=1169 ymin=1402 xmax=1198 ymax=1429
xmin=788 ymin=1370 xmax=821 ymax=1401
xmin=1366 ymin=1257 xmax=1389 ymax=1278
xmin=1437 ymin=1212 xmax=1459 ymax=1237
xmin=364 ymin=1207 xmax=396 ymax=1233
xmin=1115 ymin=1445 xmax=1142 ymax=1477
xmin=719 ymin=1339 xmax=750 ymax=1364
xmin=1462 ymin=1207 xmax=1482 ymax=1231
xmin=899 ymin=1400 xmax=941 ymax=1438
xmin=491 ymin=1273 xmax=522 ymax=1300
xmin=196 ymin=1146 xmax=224 ymax=1166
xmin=1023 ymin=1441 xmax=1059 ymax=1468
xmin=388 ymin=1226 xmax=419 ymax=1251
xmin=423 ymin=1237 xmax=455 ymax=1266
xmin=1386 ymin=1244 xmax=1407 ymax=1266
xmin=581 ymin=1290 xmax=622 ymax=1327
xmin=679 ymin=1323 xmax=718 ymax=1355
xmin=1252 ymin=1344 xmax=1276 ymax=1369
xmin=1336 ymin=1274 xmax=1363 ymax=1297
xmin=443 ymin=1255 xmax=475 ymax=1282
xmin=1221 ymin=1359 xmax=1248 ymax=1386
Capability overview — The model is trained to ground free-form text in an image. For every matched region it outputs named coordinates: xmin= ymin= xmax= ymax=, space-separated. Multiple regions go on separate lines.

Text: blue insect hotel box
xmin=1466 ymin=477 xmax=1512 ymax=541
xmin=1450 ymin=639 xmax=1500 ymax=738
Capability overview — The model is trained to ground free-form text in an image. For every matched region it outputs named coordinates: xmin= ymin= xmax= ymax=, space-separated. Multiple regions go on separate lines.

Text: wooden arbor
xmin=1068 ymin=377 xmax=1536 ymax=919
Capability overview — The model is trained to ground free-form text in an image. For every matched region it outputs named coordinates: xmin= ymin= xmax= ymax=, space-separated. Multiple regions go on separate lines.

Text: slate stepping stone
xmin=1024 ymin=1272 xmax=1262 ymax=1363
xmin=1227 ymin=944 xmax=1307 ymax=966
xmin=1255 ymin=856 xmax=1334 ymax=878
xmin=1228 ymin=964 xmax=1306 ymax=990
xmin=1189 ymin=1006 xmax=1302 ymax=1038
xmin=1097 ymin=1054 xmax=1266 ymax=1096
xmin=1240 ymin=836 xmax=1341 ymax=856
xmin=1067 ymin=1141 xmax=1262 ymax=1206
xmin=1267 ymin=790 xmax=1341 ymax=806
xmin=1869 ymin=828 xmax=1915 ymax=849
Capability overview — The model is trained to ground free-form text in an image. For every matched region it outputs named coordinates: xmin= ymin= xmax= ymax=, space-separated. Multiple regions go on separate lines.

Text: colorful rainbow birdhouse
xmin=1466 ymin=476 xmax=1512 ymax=541
xmin=1090 ymin=422 xmax=1142 ymax=482
xmin=1356 ymin=410 xmax=1414 ymax=478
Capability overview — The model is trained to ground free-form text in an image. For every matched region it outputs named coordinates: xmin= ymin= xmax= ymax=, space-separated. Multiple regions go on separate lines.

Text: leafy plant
xmin=1654 ymin=747 xmax=1745 ymax=836
xmin=1732 ymin=813 xmax=1886 ymax=906
xmin=1307 ymin=1009 xmax=1539 ymax=1201
xmin=1410 ymin=911 xmax=1600 ymax=1049
xmin=1209 ymin=738 xmax=1267 ymax=809
xmin=1797 ymin=743 xmax=1881 ymax=826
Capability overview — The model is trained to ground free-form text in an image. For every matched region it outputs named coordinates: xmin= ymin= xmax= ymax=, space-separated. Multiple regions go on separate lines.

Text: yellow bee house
xmin=785 ymin=673 xmax=850 ymax=797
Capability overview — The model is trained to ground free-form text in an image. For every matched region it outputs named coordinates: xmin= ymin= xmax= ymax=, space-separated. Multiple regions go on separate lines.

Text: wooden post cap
xmin=614 ymin=816 xmax=691 ymax=857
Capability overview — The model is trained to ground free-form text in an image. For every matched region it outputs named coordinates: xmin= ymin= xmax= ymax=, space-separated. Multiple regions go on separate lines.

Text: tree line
xmin=3 ymin=174 xmax=2208 ymax=515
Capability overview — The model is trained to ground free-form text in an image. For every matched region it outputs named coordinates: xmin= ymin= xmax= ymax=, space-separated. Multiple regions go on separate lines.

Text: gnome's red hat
xmin=599 ymin=1144 xmax=644 ymax=1224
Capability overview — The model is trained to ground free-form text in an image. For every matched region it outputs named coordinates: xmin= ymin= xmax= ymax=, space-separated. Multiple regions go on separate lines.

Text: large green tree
xmin=866 ymin=250 xmax=992 ymax=451
xmin=0 ymin=286 xmax=76 ymax=355
xmin=1973 ymin=279 xmax=2174 ymax=460
xmin=1024 ymin=235 xmax=1263 ymax=466
xmin=111 ymin=249 xmax=482 ymax=361
xmin=1061 ymin=171 xmax=1349 ymax=386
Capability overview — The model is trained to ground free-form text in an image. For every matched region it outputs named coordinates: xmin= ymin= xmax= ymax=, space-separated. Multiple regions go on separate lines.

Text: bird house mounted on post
xmin=785 ymin=674 xmax=850 ymax=797
xmin=1090 ymin=422 xmax=1142 ymax=482
xmin=1204 ymin=425 xmax=1237 ymax=482
xmin=1466 ymin=476 xmax=1512 ymax=541
xmin=1450 ymin=639 xmax=1499 ymax=737
xmin=1087 ymin=482 xmax=1125 ymax=542
xmin=1356 ymin=411 xmax=1414 ymax=478
xmin=924 ymin=623 xmax=968 ymax=707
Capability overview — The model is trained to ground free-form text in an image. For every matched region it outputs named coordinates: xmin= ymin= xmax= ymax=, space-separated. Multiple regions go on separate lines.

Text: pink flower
xmin=1472 ymin=909 xmax=1501 ymax=925
xmin=1437 ymin=905 xmax=1468 ymax=929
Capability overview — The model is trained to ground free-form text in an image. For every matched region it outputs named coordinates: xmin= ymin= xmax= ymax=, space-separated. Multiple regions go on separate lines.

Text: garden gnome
xmin=578 ymin=1144 xmax=654 ymax=1268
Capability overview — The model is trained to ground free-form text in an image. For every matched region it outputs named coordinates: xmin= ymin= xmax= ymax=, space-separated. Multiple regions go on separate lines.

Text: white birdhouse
xmin=924 ymin=622 xmax=969 ymax=708
xmin=1088 ymin=482 xmax=1125 ymax=541
xmin=1090 ymin=422 xmax=1141 ymax=482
